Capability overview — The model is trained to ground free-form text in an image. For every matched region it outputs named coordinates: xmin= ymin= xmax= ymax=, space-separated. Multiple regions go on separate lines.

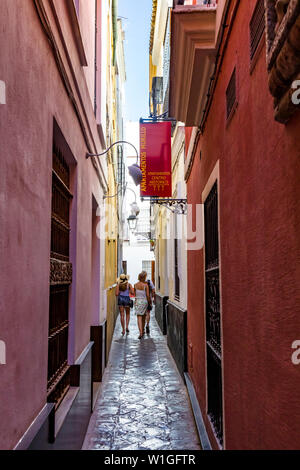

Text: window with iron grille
xmin=51 ymin=147 xmax=72 ymax=262
xmin=250 ymin=0 xmax=265 ymax=62
xmin=48 ymin=144 xmax=72 ymax=406
xmin=226 ymin=68 xmax=237 ymax=120
xmin=204 ymin=182 xmax=223 ymax=447
xmin=142 ymin=260 xmax=152 ymax=279
xmin=137 ymin=218 xmax=150 ymax=233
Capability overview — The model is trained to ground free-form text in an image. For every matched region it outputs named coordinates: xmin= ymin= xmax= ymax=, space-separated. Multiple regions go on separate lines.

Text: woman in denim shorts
xmin=134 ymin=271 xmax=151 ymax=339
xmin=116 ymin=274 xmax=134 ymax=335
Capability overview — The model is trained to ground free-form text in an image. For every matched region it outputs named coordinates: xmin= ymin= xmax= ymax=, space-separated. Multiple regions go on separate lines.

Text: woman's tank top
xmin=119 ymin=283 xmax=129 ymax=297
xmin=135 ymin=285 xmax=147 ymax=299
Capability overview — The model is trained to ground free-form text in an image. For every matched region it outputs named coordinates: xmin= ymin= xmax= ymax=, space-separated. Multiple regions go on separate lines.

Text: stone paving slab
xmin=82 ymin=311 xmax=201 ymax=451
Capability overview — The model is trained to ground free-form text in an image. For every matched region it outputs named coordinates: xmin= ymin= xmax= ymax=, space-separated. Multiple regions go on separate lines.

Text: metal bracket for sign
xmin=140 ymin=116 xmax=177 ymax=123
xmin=142 ymin=197 xmax=188 ymax=215
xmin=139 ymin=115 xmax=184 ymax=214
xmin=139 ymin=116 xmax=177 ymax=135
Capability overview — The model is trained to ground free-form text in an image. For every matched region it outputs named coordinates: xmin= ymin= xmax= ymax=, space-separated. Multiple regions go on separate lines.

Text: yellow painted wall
xmin=149 ymin=2 xmax=167 ymax=295
xmin=105 ymin=1 xmax=119 ymax=357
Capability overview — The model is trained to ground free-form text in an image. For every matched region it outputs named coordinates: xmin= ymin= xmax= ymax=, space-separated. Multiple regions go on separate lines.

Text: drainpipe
xmin=112 ymin=0 xmax=118 ymax=66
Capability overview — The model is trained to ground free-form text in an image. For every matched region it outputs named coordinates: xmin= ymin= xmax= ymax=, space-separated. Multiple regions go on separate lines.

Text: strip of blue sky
xmin=118 ymin=0 xmax=152 ymax=122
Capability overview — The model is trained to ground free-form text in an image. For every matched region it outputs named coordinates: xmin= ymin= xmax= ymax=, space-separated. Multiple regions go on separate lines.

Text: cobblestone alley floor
xmin=82 ymin=311 xmax=201 ymax=451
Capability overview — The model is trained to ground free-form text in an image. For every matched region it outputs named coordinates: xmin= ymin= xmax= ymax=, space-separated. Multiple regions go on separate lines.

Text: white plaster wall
xmin=123 ymin=243 xmax=154 ymax=285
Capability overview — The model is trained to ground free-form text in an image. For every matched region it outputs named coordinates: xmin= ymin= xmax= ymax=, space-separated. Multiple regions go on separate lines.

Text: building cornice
xmin=149 ymin=0 xmax=158 ymax=54
xmin=184 ymin=127 xmax=198 ymax=182
xmin=169 ymin=5 xmax=217 ymax=126
xmin=66 ymin=0 xmax=88 ymax=66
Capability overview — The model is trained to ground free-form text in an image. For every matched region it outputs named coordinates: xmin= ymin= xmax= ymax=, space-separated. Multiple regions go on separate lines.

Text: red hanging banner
xmin=140 ymin=121 xmax=172 ymax=197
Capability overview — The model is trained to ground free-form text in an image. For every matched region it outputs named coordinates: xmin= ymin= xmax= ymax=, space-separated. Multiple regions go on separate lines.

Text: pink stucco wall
xmin=0 ymin=0 xmax=105 ymax=449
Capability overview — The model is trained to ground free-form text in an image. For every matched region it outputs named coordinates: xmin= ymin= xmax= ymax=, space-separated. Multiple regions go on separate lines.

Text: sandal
xmin=126 ymin=329 xmax=129 ymax=333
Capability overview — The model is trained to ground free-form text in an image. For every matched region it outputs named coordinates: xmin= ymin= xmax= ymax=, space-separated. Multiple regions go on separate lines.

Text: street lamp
xmin=86 ymin=140 xmax=143 ymax=186
xmin=127 ymin=214 xmax=137 ymax=231
xmin=126 ymin=200 xmax=140 ymax=232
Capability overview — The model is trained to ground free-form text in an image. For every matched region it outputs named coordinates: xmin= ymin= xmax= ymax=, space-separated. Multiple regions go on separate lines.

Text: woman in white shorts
xmin=134 ymin=271 xmax=151 ymax=339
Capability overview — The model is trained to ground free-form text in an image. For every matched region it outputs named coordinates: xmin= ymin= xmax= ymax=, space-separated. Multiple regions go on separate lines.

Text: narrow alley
xmin=1 ymin=0 xmax=300 ymax=454
xmin=83 ymin=314 xmax=200 ymax=451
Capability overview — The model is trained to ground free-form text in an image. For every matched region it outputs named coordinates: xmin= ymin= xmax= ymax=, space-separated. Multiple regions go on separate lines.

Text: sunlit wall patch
xmin=0 ymin=81 xmax=6 ymax=104
xmin=0 ymin=340 xmax=6 ymax=365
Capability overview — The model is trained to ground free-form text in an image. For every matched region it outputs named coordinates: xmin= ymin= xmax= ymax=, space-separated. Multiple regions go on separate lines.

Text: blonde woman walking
xmin=116 ymin=274 xmax=134 ymax=336
xmin=134 ymin=271 xmax=151 ymax=339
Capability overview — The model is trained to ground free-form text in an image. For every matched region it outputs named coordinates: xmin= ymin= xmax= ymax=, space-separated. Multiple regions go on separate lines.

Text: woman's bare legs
xmin=125 ymin=307 xmax=130 ymax=332
xmin=137 ymin=315 xmax=144 ymax=338
xmin=119 ymin=306 xmax=125 ymax=335
xmin=142 ymin=314 xmax=146 ymax=335
xmin=145 ymin=310 xmax=150 ymax=332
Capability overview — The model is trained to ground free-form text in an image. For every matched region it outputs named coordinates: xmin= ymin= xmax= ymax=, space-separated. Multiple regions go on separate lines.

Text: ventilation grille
xmin=250 ymin=0 xmax=265 ymax=61
xmin=226 ymin=68 xmax=236 ymax=119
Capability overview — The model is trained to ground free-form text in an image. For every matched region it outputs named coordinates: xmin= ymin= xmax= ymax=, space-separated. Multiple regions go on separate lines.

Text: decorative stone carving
xmin=50 ymin=258 xmax=72 ymax=285
xmin=265 ymin=0 xmax=300 ymax=123
xmin=265 ymin=0 xmax=278 ymax=52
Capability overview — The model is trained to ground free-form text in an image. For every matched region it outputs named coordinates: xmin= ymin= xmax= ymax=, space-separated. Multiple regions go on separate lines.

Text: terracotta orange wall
xmin=184 ymin=127 xmax=194 ymax=153
xmin=187 ymin=0 xmax=300 ymax=449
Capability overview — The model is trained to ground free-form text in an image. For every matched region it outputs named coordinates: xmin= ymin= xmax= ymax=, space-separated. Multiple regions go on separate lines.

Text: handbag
xmin=130 ymin=299 xmax=134 ymax=309
xmin=147 ymin=281 xmax=153 ymax=311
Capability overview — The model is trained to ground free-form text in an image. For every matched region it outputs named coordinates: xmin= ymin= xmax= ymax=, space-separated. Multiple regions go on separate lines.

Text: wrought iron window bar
xmin=204 ymin=182 xmax=223 ymax=447
xmin=48 ymin=147 xmax=72 ymax=407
